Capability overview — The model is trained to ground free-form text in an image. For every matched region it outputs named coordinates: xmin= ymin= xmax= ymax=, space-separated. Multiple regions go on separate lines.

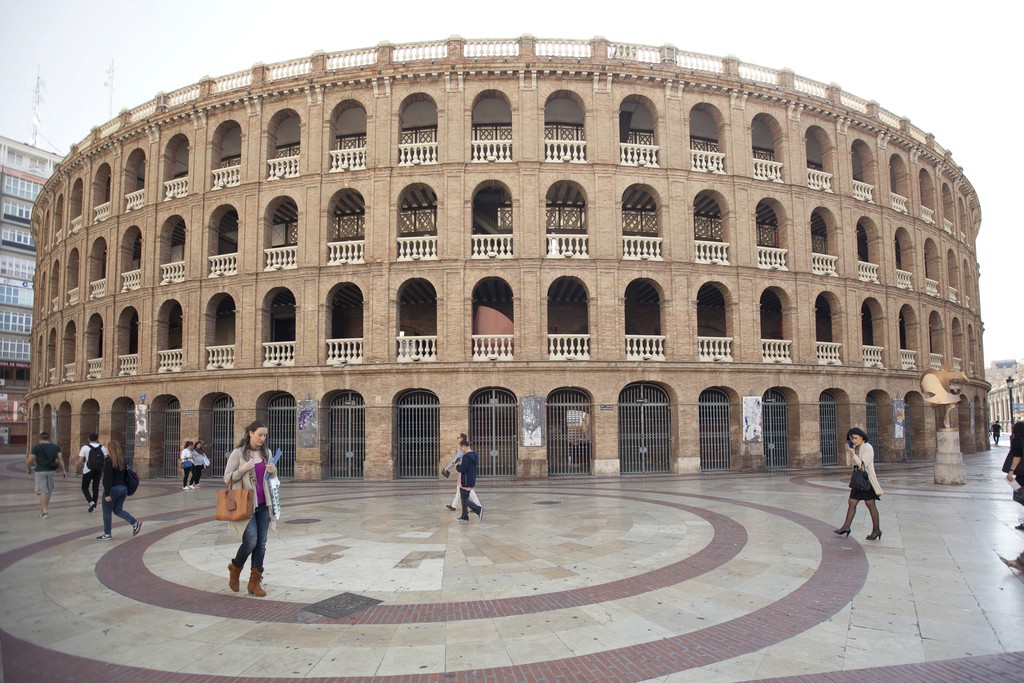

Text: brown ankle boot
xmin=247 ymin=568 xmax=266 ymax=597
xmin=227 ymin=561 xmax=242 ymax=592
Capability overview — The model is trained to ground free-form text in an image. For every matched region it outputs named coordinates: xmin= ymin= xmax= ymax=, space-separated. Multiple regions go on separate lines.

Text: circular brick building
xmin=28 ymin=36 xmax=986 ymax=480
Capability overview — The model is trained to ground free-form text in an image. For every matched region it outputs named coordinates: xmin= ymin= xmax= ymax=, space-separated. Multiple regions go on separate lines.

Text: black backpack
xmin=87 ymin=444 xmax=105 ymax=471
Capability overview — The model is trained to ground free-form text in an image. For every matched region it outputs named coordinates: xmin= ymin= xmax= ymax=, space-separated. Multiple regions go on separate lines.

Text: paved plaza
xmin=1 ymin=447 xmax=1022 ymax=682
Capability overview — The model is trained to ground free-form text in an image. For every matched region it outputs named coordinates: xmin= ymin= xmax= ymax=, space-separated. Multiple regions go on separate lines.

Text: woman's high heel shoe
xmin=866 ymin=530 xmax=882 ymax=540
xmin=833 ymin=529 xmax=851 ymax=537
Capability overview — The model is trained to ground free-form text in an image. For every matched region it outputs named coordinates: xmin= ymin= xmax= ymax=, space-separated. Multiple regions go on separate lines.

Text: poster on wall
xmin=135 ymin=404 xmax=148 ymax=443
xmin=893 ymin=397 xmax=906 ymax=439
xmin=298 ymin=400 xmax=318 ymax=448
xmin=520 ymin=395 xmax=542 ymax=446
xmin=742 ymin=396 xmax=763 ymax=442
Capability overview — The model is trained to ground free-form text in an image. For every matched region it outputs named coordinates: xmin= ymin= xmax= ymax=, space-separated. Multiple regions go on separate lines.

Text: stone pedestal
xmin=934 ymin=428 xmax=966 ymax=485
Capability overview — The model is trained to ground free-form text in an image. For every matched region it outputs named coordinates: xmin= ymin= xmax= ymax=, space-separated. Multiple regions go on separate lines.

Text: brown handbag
xmin=215 ymin=477 xmax=254 ymax=521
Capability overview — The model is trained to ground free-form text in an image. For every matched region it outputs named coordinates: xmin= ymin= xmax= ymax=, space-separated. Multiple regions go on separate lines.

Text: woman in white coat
xmin=833 ymin=426 xmax=884 ymax=541
xmin=224 ymin=420 xmax=278 ymax=597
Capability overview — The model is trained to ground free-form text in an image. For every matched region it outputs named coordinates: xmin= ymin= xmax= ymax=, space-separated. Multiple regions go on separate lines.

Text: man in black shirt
xmin=26 ymin=432 xmax=65 ymax=518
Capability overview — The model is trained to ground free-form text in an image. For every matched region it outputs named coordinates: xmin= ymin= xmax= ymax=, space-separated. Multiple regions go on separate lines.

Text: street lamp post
xmin=1007 ymin=377 xmax=1016 ymax=429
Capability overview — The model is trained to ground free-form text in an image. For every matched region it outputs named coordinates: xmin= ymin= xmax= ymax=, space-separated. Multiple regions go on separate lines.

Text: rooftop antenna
xmin=103 ymin=60 xmax=115 ymax=119
xmin=31 ymin=67 xmax=44 ymax=147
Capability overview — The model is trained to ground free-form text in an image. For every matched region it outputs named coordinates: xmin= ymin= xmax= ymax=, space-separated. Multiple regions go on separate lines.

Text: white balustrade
xmin=163 ymin=176 xmax=189 ymax=200
xmin=752 ymin=158 xmax=783 ymax=182
xmin=64 ymin=362 xmax=76 ymax=383
xmin=535 ymin=39 xmax=591 ymax=58
xmin=93 ymin=201 xmax=111 ymax=223
xmin=921 ymin=206 xmax=934 ymax=224
xmin=160 ymin=261 xmax=186 ymax=284
xmin=396 ymin=235 xmax=438 ymax=261
xmin=857 ymin=261 xmax=879 ymax=283
xmin=471 ymin=140 xmax=514 ymax=163
xmin=89 ymin=279 xmax=106 ymax=299
xmin=464 ymin=39 xmax=520 ymax=58
xmin=53 ymin=228 xmax=63 ymax=244
xmin=959 ymin=231 xmax=966 ymax=243
xmin=125 ymin=188 xmax=145 ymax=212
xmin=929 ymin=353 xmax=942 ymax=369
xmin=472 ymin=335 xmax=514 ymax=361
xmin=264 ymin=245 xmax=297 ymax=271
xmin=118 ymin=354 xmax=139 ymax=376
xmin=546 ymin=234 xmax=589 ymax=259
xmin=397 ymin=142 xmax=438 ymax=166
xmin=206 ymin=253 xmax=237 ymax=277
xmin=86 ymin=358 xmax=103 ymax=380
xmin=694 ymin=240 xmax=730 ymax=265
xmin=691 ymin=149 xmax=725 ymax=173
xmin=269 ymin=58 xmax=311 ymax=80
xmin=816 ymin=342 xmax=842 ymax=366
xmin=900 ymin=349 xmax=917 ymax=370
xmin=757 ymin=246 xmax=789 ymax=270
xmin=329 ymin=148 xmax=367 ymax=172
xmin=948 ymin=286 xmax=958 ymax=303
xmin=262 ymin=341 xmax=296 ymax=367
xmin=890 ymin=192 xmax=908 ymax=213
xmin=48 ymin=367 xmax=56 ymax=384
xmin=761 ymin=339 xmax=793 ymax=364
xmin=964 ymin=293 xmax=971 ymax=309
xmin=51 ymin=296 xmax=60 ymax=312
xmin=66 ymin=287 xmax=80 ymax=306
xmin=471 ymin=234 xmax=513 ymax=259
xmin=326 ymin=338 xmax=364 ymax=365
xmin=852 ymin=181 xmax=874 ymax=203
xmin=158 ymin=349 xmax=183 ymax=373
xmin=924 ymin=278 xmax=939 ymax=297
xmin=943 ymin=218 xmax=953 ymax=234
xmin=211 ymin=166 xmax=240 ymax=189
xmin=327 ymin=48 xmax=377 ymax=69
xmin=698 ymin=336 xmax=733 ymax=362
xmin=396 ymin=335 xmax=438 ymax=362
xmin=267 ymin=155 xmax=300 ymax=180
xmin=619 ymin=143 xmax=659 ymax=167
xmin=862 ymin=345 xmax=884 ymax=368
xmin=328 ymin=241 xmax=366 ymax=264
xmin=69 ymin=216 xmax=83 ymax=234
xmin=952 ymin=356 xmax=962 ymax=372
xmin=544 ymin=140 xmax=586 ymax=163
xmin=548 ymin=334 xmax=590 ymax=360
xmin=622 ymin=236 xmax=663 ymax=261
xmin=121 ymin=269 xmax=141 ymax=292
xmin=806 ymin=168 xmax=833 ymax=192
xmin=206 ymin=345 xmax=236 ymax=369
xmin=393 ymin=41 xmax=448 ymax=62
xmin=811 ymin=253 xmax=838 ymax=276
xmin=896 ymin=269 xmax=913 ymax=290
xmin=626 ymin=335 xmax=665 ymax=361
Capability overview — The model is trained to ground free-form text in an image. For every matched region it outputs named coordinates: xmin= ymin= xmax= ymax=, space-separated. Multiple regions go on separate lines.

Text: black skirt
xmin=850 ymin=486 xmax=880 ymax=501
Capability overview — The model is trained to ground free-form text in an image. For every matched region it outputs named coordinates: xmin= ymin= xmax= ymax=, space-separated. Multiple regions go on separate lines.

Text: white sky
xmin=2 ymin=0 xmax=1019 ymax=367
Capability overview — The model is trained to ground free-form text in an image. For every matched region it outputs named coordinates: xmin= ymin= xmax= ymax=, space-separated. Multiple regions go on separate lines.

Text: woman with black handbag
xmin=834 ymin=427 xmax=884 ymax=540
xmin=1003 ymin=421 xmax=1024 ymax=529
xmin=224 ymin=421 xmax=278 ymax=597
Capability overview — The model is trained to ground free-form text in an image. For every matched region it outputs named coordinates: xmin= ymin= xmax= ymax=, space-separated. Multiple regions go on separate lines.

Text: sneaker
xmin=183 ymin=486 xmax=190 ymax=491
xmin=132 ymin=521 xmax=142 ymax=536
xmin=445 ymin=505 xmax=456 ymax=511
xmin=96 ymin=534 xmax=113 ymax=540
xmin=192 ymin=484 xmax=200 ymax=489
xmin=457 ymin=517 xmax=469 ymax=522
xmin=476 ymin=507 xmax=483 ymax=521
xmin=88 ymin=502 xmax=96 ymax=513
xmin=39 ymin=511 xmax=49 ymax=518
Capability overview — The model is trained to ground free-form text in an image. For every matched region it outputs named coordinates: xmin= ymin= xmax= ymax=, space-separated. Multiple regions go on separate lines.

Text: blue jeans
xmin=102 ymin=485 xmax=137 ymax=535
xmin=232 ymin=504 xmax=269 ymax=572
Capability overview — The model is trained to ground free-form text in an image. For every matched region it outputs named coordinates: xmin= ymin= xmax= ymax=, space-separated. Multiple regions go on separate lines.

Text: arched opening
xmin=804 ymin=125 xmax=834 ymax=191
xmin=395 ymin=389 xmax=439 ymax=478
xmin=755 ymin=198 xmax=787 ymax=270
xmin=261 ymin=289 xmax=296 ymax=366
xmin=123 ymin=148 xmax=146 ymax=206
xmin=618 ymin=95 xmax=658 ymax=166
xmin=618 ymin=382 xmax=671 ymax=474
xmin=694 ymin=190 xmax=729 ymax=264
xmin=889 ymin=154 xmax=910 ymax=209
xmin=928 ymin=310 xmax=945 ymax=366
xmin=546 ymin=277 xmax=589 ymax=359
xmin=211 ymin=119 xmax=243 ymax=180
xmin=815 ymin=293 xmax=841 ymax=365
xmin=622 ymin=184 xmax=660 ymax=246
xmin=120 ymin=227 xmax=143 ymax=289
xmin=850 ymin=139 xmax=876 ymax=198
xmin=398 ymin=95 xmax=439 ymax=166
xmin=699 ymin=388 xmax=732 ymax=471
xmin=468 ymin=387 xmax=518 ymax=477
xmin=88 ymin=237 xmax=107 ymax=294
xmin=205 ymin=294 xmax=237 ymax=369
xmin=697 ymin=282 xmax=731 ymax=361
xmin=471 ymin=181 xmax=513 ymax=258
xmin=61 ymin=321 xmax=77 ymax=382
xmin=397 ymin=279 xmax=438 ymax=361
xmin=327 ymin=189 xmax=366 ymax=257
xmin=326 ymin=283 xmax=364 ymax=365
xmin=544 ymin=91 xmax=586 ymax=162
xmin=546 ymin=387 xmax=592 ymax=475
xmin=328 ymin=391 xmax=365 ymax=478
xmin=762 ymin=388 xmax=789 ymax=468
xmin=689 ymin=103 xmax=725 ymax=173
xmin=208 ymin=205 xmax=239 ymax=276
xmin=397 ymin=183 xmax=438 ymax=259
xmin=819 ymin=390 xmax=839 ymax=465
xmin=163 ymin=134 xmax=190 ymax=199
xmin=471 ymin=90 xmax=513 ymax=163
xmin=624 ymin=279 xmax=663 ymax=360
xmin=545 ymin=180 xmax=588 ymax=258
xmin=92 ymin=163 xmax=112 ymax=218
xmin=472 ymin=277 xmax=514 ymax=360
xmin=264 ymin=197 xmax=299 ymax=268
xmin=898 ymin=305 xmax=919 ymax=369
xmin=861 ymin=298 xmax=885 ymax=367
xmin=85 ymin=313 xmax=104 ymax=378
xmin=330 ymin=100 xmax=368 ymax=171
xmin=159 ymin=215 xmax=186 ymax=283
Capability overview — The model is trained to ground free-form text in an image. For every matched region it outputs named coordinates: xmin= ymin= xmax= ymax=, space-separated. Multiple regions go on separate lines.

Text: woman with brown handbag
xmin=833 ymin=426 xmax=884 ymax=541
xmin=224 ymin=420 xmax=278 ymax=597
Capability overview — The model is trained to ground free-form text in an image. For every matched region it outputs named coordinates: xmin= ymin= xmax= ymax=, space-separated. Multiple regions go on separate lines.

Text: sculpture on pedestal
xmin=920 ymin=365 xmax=968 ymax=485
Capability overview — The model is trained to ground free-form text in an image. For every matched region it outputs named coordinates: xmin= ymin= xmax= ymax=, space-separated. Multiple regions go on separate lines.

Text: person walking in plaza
xmin=455 ymin=439 xmax=483 ymax=522
xmin=189 ymin=440 xmax=208 ymax=489
xmin=1004 ymin=421 xmax=1024 ymax=531
xmin=26 ymin=431 xmax=65 ymax=518
xmin=96 ymin=441 xmax=141 ymax=540
xmin=833 ymin=427 xmax=884 ymax=540
xmin=77 ymin=433 xmax=107 ymax=513
xmin=992 ymin=420 xmax=1002 ymax=446
xmin=224 ymin=420 xmax=278 ymax=597
xmin=180 ymin=440 xmax=195 ymax=490
xmin=443 ymin=432 xmax=480 ymax=512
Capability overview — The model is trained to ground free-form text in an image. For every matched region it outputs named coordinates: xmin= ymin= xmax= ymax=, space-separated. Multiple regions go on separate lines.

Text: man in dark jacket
xmin=455 ymin=440 xmax=483 ymax=521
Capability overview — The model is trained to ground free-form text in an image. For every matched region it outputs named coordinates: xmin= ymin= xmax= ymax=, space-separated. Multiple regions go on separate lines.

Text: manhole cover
xmin=303 ymin=592 xmax=383 ymax=619
xmin=533 ymin=500 xmax=561 ymax=505
xmin=284 ymin=518 xmax=320 ymax=525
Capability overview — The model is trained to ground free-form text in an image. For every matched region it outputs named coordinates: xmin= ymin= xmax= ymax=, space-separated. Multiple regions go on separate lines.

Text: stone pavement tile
xmin=444 ymin=632 xmax=514 ymax=670
xmin=499 ymin=630 xmax=576 ymax=665
xmin=305 ymin=644 xmax=386 ymax=677
xmin=178 ymin=642 xmax=268 ymax=676
xmin=373 ymin=642 xmax=446 ymax=676
xmin=843 ymin=629 xmax=927 ymax=668
xmin=239 ymin=647 xmax=329 ymax=677
xmin=390 ymin=622 xmax=447 ymax=647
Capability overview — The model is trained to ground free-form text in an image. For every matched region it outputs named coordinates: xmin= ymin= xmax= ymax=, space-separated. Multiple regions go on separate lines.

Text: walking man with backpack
xmin=77 ymin=434 xmax=108 ymax=513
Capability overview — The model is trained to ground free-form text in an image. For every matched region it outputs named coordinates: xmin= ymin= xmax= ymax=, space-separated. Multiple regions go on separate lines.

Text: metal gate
xmin=267 ymin=394 xmax=296 ymax=478
xmin=819 ymin=391 xmax=838 ymax=465
xmin=123 ymin=405 xmax=136 ymax=468
xmin=866 ymin=394 xmax=879 ymax=451
xmin=395 ymin=390 xmax=439 ymax=479
xmin=469 ymin=388 xmax=518 ymax=477
xmin=328 ymin=391 xmax=365 ymax=478
xmin=162 ymin=399 xmax=181 ymax=477
xmin=618 ymin=383 xmax=671 ymax=474
xmin=699 ymin=389 xmax=731 ymax=471
xmin=547 ymin=388 xmax=592 ymax=475
xmin=210 ymin=395 xmax=234 ymax=476
xmin=762 ymin=389 xmax=789 ymax=468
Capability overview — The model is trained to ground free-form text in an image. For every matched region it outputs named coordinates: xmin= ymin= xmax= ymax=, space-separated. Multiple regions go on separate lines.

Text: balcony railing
xmin=206 ymin=345 xmax=236 ymax=369
xmin=929 ymin=353 xmax=942 ymax=369
xmin=544 ymin=139 xmax=586 ymax=163
xmin=121 ymin=269 xmax=141 ymax=292
xmin=806 ymin=168 xmax=833 ymax=192
xmin=397 ymin=335 xmax=438 ymax=362
xmin=472 ymin=335 xmax=514 ymax=361
xmin=53 ymin=227 xmax=63 ymax=244
xmin=328 ymin=240 xmax=366 ymax=265
xmin=51 ymin=296 xmax=60 ymax=312
xmin=262 ymin=341 xmax=296 ymax=367
xmin=546 ymin=234 xmax=589 ymax=259
xmin=890 ymin=192 xmax=908 ymax=214
xmin=626 ymin=335 xmax=665 ymax=361
xmin=857 ymin=261 xmax=879 ymax=283
xmin=160 ymin=261 xmax=186 ymax=284
xmin=694 ymin=240 xmax=730 ymax=265
xmin=66 ymin=287 xmax=80 ymax=306
xmin=48 ymin=367 xmax=56 ymax=384
xmin=761 ymin=339 xmax=792 ymax=364
xmin=924 ymin=278 xmax=939 ymax=297
xmin=89 ymin=279 xmax=107 ymax=299
xmin=952 ymin=356 xmax=962 ymax=372
xmin=921 ymin=206 xmax=934 ymax=224
xmin=64 ymin=362 xmax=76 ymax=383
xmin=267 ymin=154 xmax=300 ymax=180
xmin=948 ymin=286 xmax=958 ymax=303
xmin=852 ymin=181 xmax=874 ymax=203
xmin=900 ymin=349 xmax=917 ymax=370
xmin=264 ymin=245 xmax=298 ymax=271
xmin=620 ymin=142 xmax=659 ymax=167
xmin=125 ymin=189 xmax=145 ymax=212
xmin=698 ymin=336 xmax=733 ymax=362
xmin=622 ymin=236 xmax=662 ymax=261
xmin=862 ymin=345 xmax=884 ymax=368
xmin=69 ymin=216 xmax=83 ymax=234
xmin=816 ymin=342 xmax=842 ymax=366
xmin=86 ymin=358 xmax=103 ymax=380
xmin=397 ymin=235 xmax=438 ymax=261
xmin=757 ymin=246 xmax=788 ymax=270
xmin=942 ymin=218 xmax=953 ymax=234
xmin=752 ymin=158 xmax=783 ymax=182
xmin=472 ymin=139 xmax=514 ymax=163
xmin=211 ymin=166 xmax=240 ymax=189
xmin=209 ymin=253 xmax=238 ymax=277
xmin=163 ymin=176 xmax=189 ymax=200
xmin=93 ymin=201 xmax=111 ymax=223
xmin=471 ymin=234 xmax=514 ymax=259
xmin=158 ymin=349 xmax=183 ymax=373
xmin=326 ymin=338 xmax=364 ymax=365
xmin=810 ymin=253 xmax=838 ymax=276
xmin=548 ymin=334 xmax=590 ymax=360
xmin=691 ymin=149 xmax=725 ymax=174
xmin=895 ymin=269 xmax=913 ymax=290
xmin=398 ymin=141 xmax=438 ymax=166
xmin=118 ymin=354 xmax=139 ymax=376
xmin=329 ymin=147 xmax=367 ymax=172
